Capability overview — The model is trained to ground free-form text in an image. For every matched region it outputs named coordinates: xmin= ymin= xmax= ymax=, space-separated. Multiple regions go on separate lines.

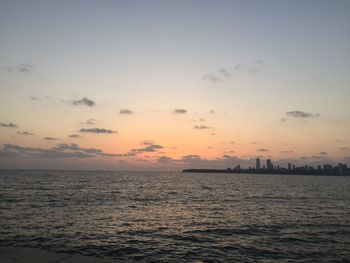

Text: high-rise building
xmin=266 ymin=159 xmax=273 ymax=171
xmin=339 ymin=163 xmax=344 ymax=175
xmin=288 ymin=163 xmax=291 ymax=170
xmin=256 ymin=158 xmax=260 ymax=171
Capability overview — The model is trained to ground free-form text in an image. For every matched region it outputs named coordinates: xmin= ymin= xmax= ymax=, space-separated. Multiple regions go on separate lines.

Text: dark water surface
xmin=0 ymin=170 xmax=350 ymax=262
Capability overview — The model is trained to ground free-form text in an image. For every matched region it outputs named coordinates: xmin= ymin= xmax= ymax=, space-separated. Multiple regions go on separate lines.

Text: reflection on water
xmin=0 ymin=170 xmax=350 ymax=262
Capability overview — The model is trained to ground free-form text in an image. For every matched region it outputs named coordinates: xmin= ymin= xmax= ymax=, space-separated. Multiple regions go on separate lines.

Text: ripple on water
xmin=1 ymin=170 xmax=350 ymax=262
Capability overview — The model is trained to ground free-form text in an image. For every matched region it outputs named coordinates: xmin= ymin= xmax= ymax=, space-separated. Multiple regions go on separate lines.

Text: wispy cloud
xmin=143 ymin=140 xmax=154 ymax=145
xmin=286 ymin=111 xmax=320 ymax=118
xmin=79 ymin=128 xmax=117 ymax=134
xmin=43 ymin=137 xmax=59 ymax=141
xmin=156 ymin=156 xmax=174 ymax=164
xmin=4 ymin=63 xmax=34 ymax=73
xmin=248 ymin=60 xmax=264 ymax=74
xmin=219 ymin=68 xmax=231 ymax=77
xmin=257 ymin=148 xmax=269 ymax=152
xmin=17 ymin=131 xmax=34 ymax=136
xmin=233 ymin=64 xmax=245 ymax=71
xmin=319 ymin=151 xmax=327 ymax=155
xmin=182 ymin=154 xmax=202 ymax=162
xmin=0 ymin=122 xmax=18 ymax=128
xmin=119 ymin=109 xmax=133 ymax=115
xmin=340 ymin=147 xmax=350 ymax=151
xmin=68 ymin=134 xmax=81 ymax=138
xmin=70 ymin=97 xmax=95 ymax=107
xmin=83 ymin=119 xmax=95 ymax=125
xmin=194 ymin=125 xmax=210 ymax=130
xmin=280 ymin=150 xmax=294 ymax=154
xmin=202 ymin=73 xmax=220 ymax=82
xmin=155 ymin=154 xmax=254 ymax=169
xmin=203 ymin=60 xmax=264 ymax=82
xmin=130 ymin=141 xmax=164 ymax=154
xmin=0 ymin=143 xmax=121 ymax=159
xmin=173 ymin=108 xmax=187 ymax=114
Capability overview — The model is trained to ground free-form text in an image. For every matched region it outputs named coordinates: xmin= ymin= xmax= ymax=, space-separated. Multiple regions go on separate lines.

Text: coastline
xmin=182 ymin=169 xmax=350 ymax=176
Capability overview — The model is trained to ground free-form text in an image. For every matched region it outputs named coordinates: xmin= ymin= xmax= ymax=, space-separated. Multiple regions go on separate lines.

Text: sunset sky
xmin=1 ymin=0 xmax=350 ymax=170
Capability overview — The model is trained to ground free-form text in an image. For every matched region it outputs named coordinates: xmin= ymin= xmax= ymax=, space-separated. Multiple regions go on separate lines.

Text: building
xmin=288 ymin=163 xmax=291 ymax=170
xmin=338 ymin=163 xmax=347 ymax=175
xmin=256 ymin=158 xmax=260 ymax=171
xmin=266 ymin=159 xmax=273 ymax=171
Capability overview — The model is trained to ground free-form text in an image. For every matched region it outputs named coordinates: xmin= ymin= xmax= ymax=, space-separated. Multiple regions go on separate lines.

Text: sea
xmin=0 ymin=170 xmax=349 ymax=262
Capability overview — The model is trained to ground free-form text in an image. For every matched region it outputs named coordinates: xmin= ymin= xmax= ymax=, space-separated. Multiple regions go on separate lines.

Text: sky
xmin=1 ymin=0 xmax=350 ymax=170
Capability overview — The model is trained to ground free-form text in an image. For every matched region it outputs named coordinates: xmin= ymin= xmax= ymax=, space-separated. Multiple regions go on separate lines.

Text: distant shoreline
xmin=182 ymin=169 xmax=350 ymax=176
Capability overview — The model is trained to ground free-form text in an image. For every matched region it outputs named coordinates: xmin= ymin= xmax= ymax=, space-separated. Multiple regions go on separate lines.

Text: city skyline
xmin=1 ymin=0 xmax=350 ymax=170
xmin=184 ymin=157 xmax=350 ymax=176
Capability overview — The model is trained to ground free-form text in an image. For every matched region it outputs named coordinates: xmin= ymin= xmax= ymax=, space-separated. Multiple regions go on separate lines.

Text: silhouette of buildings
xmin=256 ymin=158 xmax=260 ymax=171
xmin=266 ymin=159 xmax=273 ymax=171
xmin=183 ymin=158 xmax=350 ymax=176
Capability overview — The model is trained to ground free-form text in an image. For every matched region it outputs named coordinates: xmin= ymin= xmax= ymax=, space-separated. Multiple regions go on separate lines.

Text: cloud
xmin=280 ymin=150 xmax=294 ymax=154
xmin=173 ymin=109 xmax=187 ymax=114
xmin=143 ymin=140 xmax=154 ymax=145
xmin=119 ymin=109 xmax=133 ymax=115
xmin=223 ymin=154 xmax=235 ymax=159
xmin=340 ymin=147 xmax=350 ymax=151
xmin=248 ymin=60 xmax=264 ymax=74
xmin=17 ymin=131 xmax=34 ymax=136
xmin=79 ymin=128 xmax=117 ymax=134
xmin=71 ymin=97 xmax=95 ymax=107
xmin=219 ymin=68 xmax=231 ymax=77
xmin=68 ymin=134 xmax=81 ymax=138
xmin=83 ymin=119 xmax=95 ymax=125
xmin=4 ymin=63 xmax=34 ymax=73
xmin=0 ymin=122 xmax=18 ymax=128
xmin=130 ymin=141 xmax=164 ymax=154
xmin=202 ymin=73 xmax=220 ymax=82
xmin=319 ymin=152 xmax=327 ymax=155
xmin=30 ymin=97 xmax=40 ymax=101
xmin=194 ymin=125 xmax=210 ymax=130
xmin=43 ymin=137 xmax=58 ymax=141
xmin=230 ymin=141 xmax=235 ymax=144
xmin=257 ymin=148 xmax=269 ymax=152
xmin=280 ymin=118 xmax=288 ymax=122
xmin=203 ymin=60 xmax=264 ymax=82
xmin=182 ymin=154 xmax=202 ymax=162
xmin=155 ymin=154 xmax=254 ymax=169
xmin=157 ymin=156 xmax=174 ymax=164
xmin=233 ymin=64 xmax=245 ymax=71
xmin=286 ymin=111 xmax=320 ymax=118
xmin=210 ymin=110 xmax=215 ymax=114
xmin=199 ymin=118 xmax=206 ymax=122
xmin=0 ymin=143 xmax=121 ymax=159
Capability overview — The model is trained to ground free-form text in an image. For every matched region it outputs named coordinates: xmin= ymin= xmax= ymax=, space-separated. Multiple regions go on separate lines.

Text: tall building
xmin=288 ymin=163 xmax=291 ymax=170
xmin=266 ymin=159 xmax=273 ymax=171
xmin=256 ymin=158 xmax=260 ymax=171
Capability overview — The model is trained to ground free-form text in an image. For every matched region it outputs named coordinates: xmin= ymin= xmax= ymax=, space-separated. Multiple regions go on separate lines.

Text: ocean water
xmin=0 ymin=170 xmax=350 ymax=262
